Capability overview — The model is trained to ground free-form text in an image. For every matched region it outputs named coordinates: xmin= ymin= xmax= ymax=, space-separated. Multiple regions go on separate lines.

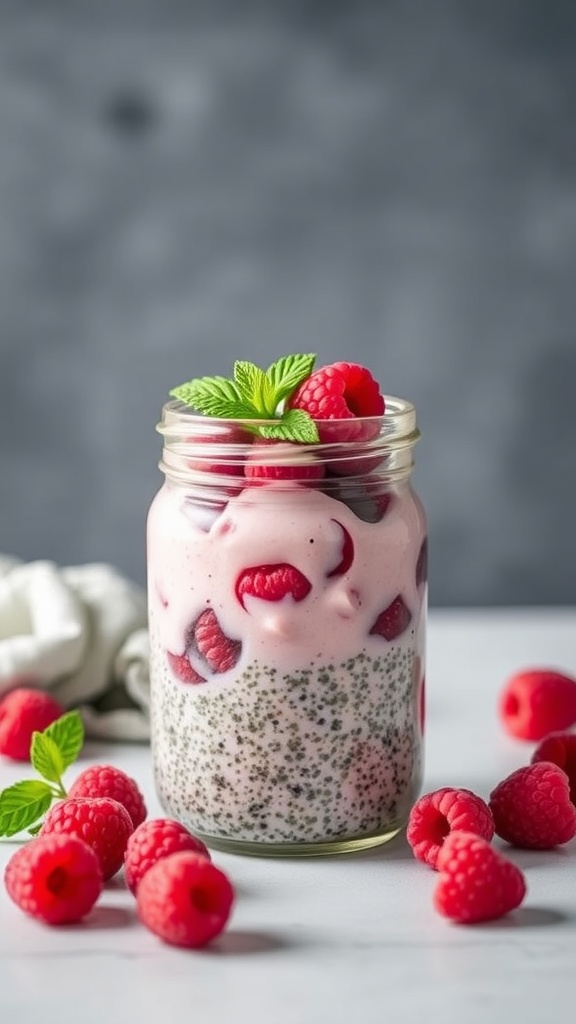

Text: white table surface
xmin=1 ymin=608 xmax=575 ymax=1024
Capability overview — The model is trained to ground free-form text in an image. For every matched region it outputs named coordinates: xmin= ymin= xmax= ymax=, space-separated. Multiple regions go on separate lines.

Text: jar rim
xmin=158 ymin=394 xmax=419 ymax=444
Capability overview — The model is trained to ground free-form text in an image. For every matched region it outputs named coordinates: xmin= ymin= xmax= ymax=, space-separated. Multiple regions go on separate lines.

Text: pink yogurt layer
xmin=148 ymin=483 xmax=426 ymax=675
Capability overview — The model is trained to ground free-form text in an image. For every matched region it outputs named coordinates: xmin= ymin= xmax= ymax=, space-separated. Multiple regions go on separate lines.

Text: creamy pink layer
xmin=147 ymin=482 xmax=426 ymax=675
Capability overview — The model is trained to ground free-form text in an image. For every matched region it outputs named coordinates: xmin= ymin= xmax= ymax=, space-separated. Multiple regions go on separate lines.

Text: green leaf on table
xmin=0 ymin=780 xmax=53 ymax=837
xmin=30 ymin=731 xmax=65 ymax=783
xmin=43 ymin=710 xmax=84 ymax=771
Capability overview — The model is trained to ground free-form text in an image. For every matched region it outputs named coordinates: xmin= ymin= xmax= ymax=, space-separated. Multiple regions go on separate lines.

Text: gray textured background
xmin=1 ymin=0 xmax=575 ymax=607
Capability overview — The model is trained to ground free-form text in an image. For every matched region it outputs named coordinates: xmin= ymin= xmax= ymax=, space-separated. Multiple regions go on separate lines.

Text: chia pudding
xmin=147 ymin=457 xmax=427 ymax=855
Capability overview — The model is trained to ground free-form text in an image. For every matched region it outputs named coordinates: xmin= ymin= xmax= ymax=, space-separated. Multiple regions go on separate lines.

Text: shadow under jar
xmin=147 ymin=398 xmax=427 ymax=856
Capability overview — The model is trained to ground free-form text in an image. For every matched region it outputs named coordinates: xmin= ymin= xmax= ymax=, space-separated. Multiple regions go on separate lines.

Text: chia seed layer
xmin=151 ymin=636 xmax=422 ymax=845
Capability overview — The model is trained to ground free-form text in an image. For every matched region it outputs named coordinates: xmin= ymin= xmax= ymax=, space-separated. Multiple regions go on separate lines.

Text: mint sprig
xmin=169 ymin=353 xmax=319 ymax=443
xmin=258 ymin=409 xmax=319 ymax=443
xmin=0 ymin=709 xmax=84 ymax=837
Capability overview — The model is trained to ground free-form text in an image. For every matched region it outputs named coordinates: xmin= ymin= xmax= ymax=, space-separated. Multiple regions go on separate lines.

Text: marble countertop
xmin=1 ymin=608 xmax=575 ymax=1024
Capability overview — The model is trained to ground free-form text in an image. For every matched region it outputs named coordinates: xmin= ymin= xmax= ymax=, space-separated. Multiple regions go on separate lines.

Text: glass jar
xmin=147 ymin=398 xmax=427 ymax=856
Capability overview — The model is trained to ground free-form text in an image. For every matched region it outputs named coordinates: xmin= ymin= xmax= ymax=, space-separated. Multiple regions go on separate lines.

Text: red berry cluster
xmin=3 ymin=764 xmax=234 ymax=949
xmin=187 ymin=361 xmax=389 ymax=503
xmin=407 ymin=666 xmax=576 ymax=924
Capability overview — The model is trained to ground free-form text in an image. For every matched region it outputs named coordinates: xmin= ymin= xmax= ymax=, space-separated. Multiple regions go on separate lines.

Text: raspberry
xmin=166 ymin=651 xmax=206 ymax=685
xmin=235 ymin=563 xmax=312 ymax=607
xmin=124 ymin=818 xmax=211 ymax=894
xmin=137 ymin=851 xmax=234 ymax=948
xmin=288 ymin=361 xmax=385 ymax=442
xmin=498 ymin=668 xmax=576 ymax=741
xmin=489 ymin=761 xmax=576 ymax=849
xmin=4 ymin=834 xmax=102 ymax=925
xmin=0 ymin=687 xmax=65 ymax=762
xmin=185 ymin=424 xmax=251 ymax=480
xmin=68 ymin=764 xmax=147 ymax=829
xmin=369 ymin=595 xmax=412 ymax=642
xmin=193 ymin=608 xmax=242 ymax=673
xmin=324 ymin=443 xmax=385 ymax=477
xmin=433 ymin=831 xmax=526 ymax=924
xmin=244 ymin=440 xmax=325 ymax=482
xmin=40 ymin=797 xmax=134 ymax=880
xmin=167 ymin=610 xmax=241 ymax=681
xmin=532 ymin=732 xmax=576 ymax=804
xmin=406 ymin=787 xmax=495 ymax=869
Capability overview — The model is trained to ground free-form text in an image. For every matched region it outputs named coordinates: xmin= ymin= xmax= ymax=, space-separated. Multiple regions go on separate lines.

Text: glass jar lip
xmin=158 ymin=395 xmax=419 ymax=444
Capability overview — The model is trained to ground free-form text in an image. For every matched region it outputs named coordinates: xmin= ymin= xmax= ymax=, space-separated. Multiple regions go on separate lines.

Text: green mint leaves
xmin=0 ymin=710 xmax=84 ymax=838
xmin=169 ymin=353 xmax=319 ymax=443
xmin=0 ymin=781 xmax=54 ymax=839
xmin=257 ymin=409 xmax=318 ymax=443
xmin=36 ymin=710 xmax=84 ymax=773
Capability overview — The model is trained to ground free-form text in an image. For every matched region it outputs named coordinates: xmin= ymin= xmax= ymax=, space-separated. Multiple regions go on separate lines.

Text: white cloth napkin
xmin=0 ymin=556 xmax=150 ymax=741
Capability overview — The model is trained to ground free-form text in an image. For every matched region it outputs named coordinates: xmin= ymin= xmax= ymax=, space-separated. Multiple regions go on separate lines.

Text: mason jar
xmin=147 ymin=398 xmax=427 ymax=856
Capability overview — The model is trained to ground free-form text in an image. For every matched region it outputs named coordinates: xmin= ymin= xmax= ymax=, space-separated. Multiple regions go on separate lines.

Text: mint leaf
xmin=259 ymin=409 xmax=319 ymax=443
xmin=233 ymin=361 xmax=276 ymax=416
xmin=169 ymin=354 xmax=318 ymax=429
xmin=170 ymin=377 xmax=254 ymax=419
xmin=30 ymin=731 xmax=65 ymax=783
xmin=266 ymin=354 xmax=316 ymax=404
xmin=0 ymin=780 xmax=53 ymax=837
xmin=43 ymin=710 xmax=84 ymax=771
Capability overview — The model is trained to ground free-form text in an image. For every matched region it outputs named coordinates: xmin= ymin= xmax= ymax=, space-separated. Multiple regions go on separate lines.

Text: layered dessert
xmin=147 ymin=356 xmax=427 ymax=853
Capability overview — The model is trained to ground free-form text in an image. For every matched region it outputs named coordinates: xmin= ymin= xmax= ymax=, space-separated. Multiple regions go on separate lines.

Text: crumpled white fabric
xmin=0 ymin=556 xmax=150 ymax=741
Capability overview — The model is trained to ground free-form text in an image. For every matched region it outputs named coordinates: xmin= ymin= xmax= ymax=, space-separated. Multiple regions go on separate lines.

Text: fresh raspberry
xmin=68 ymin=764 xmax=147 ymax=829
xmin=193 ymin=608 xmax=242 ymax=673
xmin=166 ymin=651 xmax=206 ymax=685
xmin=369 ymin=595 xmax=412 ymax=642
xmin=137 ymin=851 xmax=235 ymax=948
xmin=235 ymin=563 xmax=312 ymax=607
xmin=244 ymin=440 xmax=325 ymax=482
xmin=498 ymin=668 xmax=576 ymax=741
xmin=406 ymin=787 xmax=495 ymax=869
xmin=416 ymin=537 xmax=428 ymax=587
xmin=433 ymin=830 xmax=526 ymax=924
xmin=489 ymin=761 xmax=576 ymax=849
xmin=4 ymin=834 xmax=102 ymax=925
xmin=40 ymin=797 xmax=134 ymax=880
xmin=327 ymin=520 xmax=354 ymax=577
xmin=532 ymin=732 xmax=576 ymax=804
xmin=288 ymin=362 xmax=385 ymax=442
xmin=0 ymin=687 xmax=65 ymax=762
xmin=185 ymin=424 xmax=251 ymax=480
xmin=324 ymin=441 xmax=386 ymax=477
xmin=124 ymin=818 xmax=211 ymax=894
